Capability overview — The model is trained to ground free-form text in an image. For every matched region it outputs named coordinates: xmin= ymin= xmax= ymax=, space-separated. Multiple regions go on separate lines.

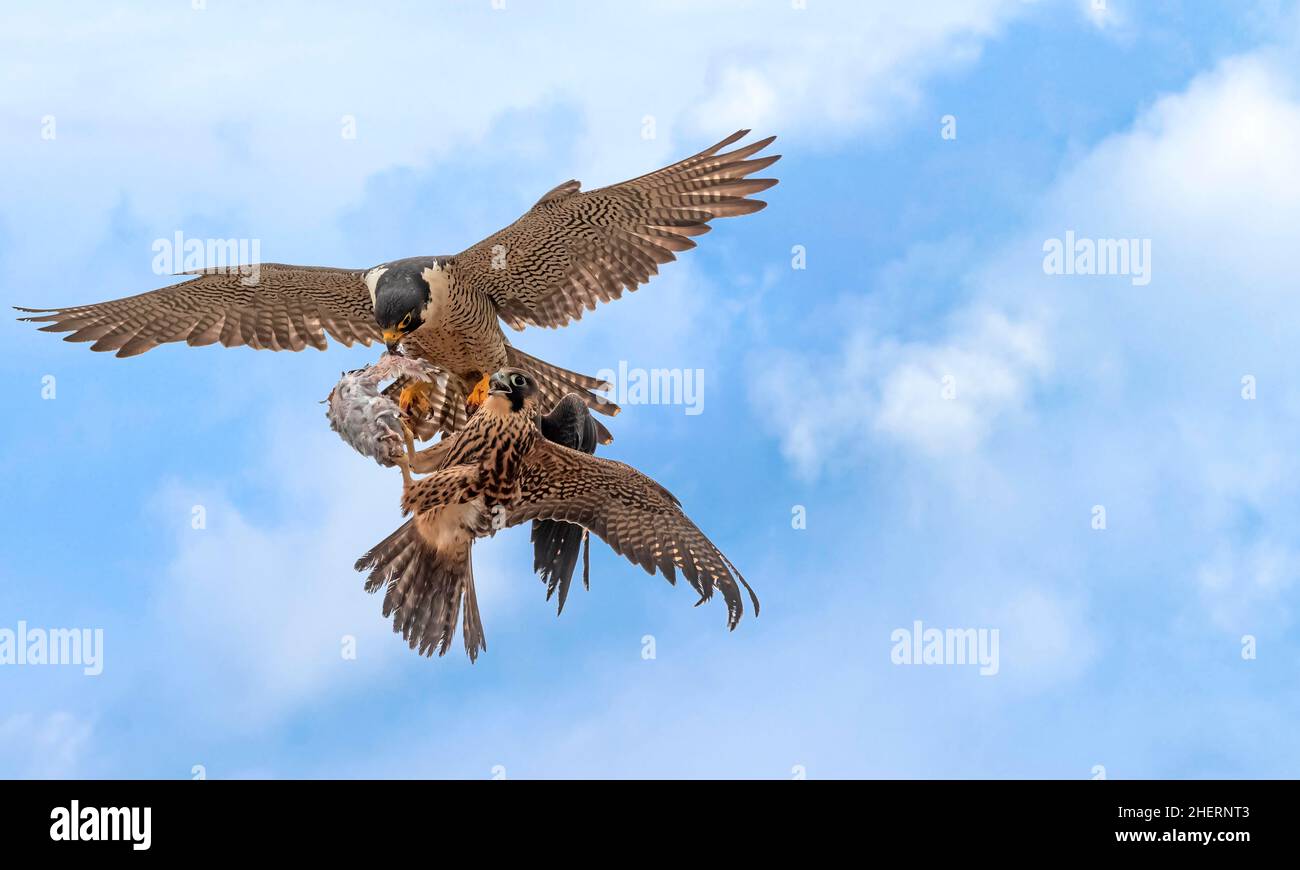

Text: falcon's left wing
xmin=507 ymin=440 xmax=758 ymax=628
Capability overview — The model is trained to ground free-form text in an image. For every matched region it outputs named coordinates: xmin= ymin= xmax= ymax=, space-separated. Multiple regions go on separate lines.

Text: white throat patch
xmin=362 ymin=266 xmax=389 ymax=310
xmin=420 ymin=264 xmax=450 ymax=323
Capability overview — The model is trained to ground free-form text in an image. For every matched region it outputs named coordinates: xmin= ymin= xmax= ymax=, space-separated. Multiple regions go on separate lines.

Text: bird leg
xmin=397 ymin=422 xmax=417 ymax=491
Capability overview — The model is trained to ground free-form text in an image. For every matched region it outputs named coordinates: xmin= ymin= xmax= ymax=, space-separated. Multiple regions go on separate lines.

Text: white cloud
xmin=752 ymin=44 xmax=1300 ymax=663
xmin=1197 ymin=540 xmax=1297 ymax=634
xmin=0 ymin=0 xmax=1030 ymax=277
xmin=686 ymin=0 xmax=1019 ymax=138
xmin=985 ymin=587 xmax=1095 ymax=686
xmin=761 ymin=49 xmax=1300 ymax=466
xmin=1080 ymin=0 xmax=1126 ymax=31
xmin=753 ymin=308 xmax=1051 ymax=476
xmin=148 ymin=408 xmax=532 ymax=726
xmin=0 ymin=712 xmax=93 ymax=777
xmin=1036 ymin=54 xmax=1300 ymax=289
xmin=873 ymin=311 xmax=1051 ymax=454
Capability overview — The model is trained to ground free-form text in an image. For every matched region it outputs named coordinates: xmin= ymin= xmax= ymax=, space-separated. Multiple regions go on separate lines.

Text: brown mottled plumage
xmin=19 ymin=264 xmax=378 ymax=354
xmin=453 ymin=129 xmax=780 ymax=331
xmin=355 ymin=369 xmax=757 ymax=662
xmin=16 ymin=130 xmax=779 ymax=438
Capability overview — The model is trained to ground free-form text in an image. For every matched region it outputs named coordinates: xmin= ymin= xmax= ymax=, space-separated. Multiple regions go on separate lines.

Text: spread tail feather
xmin=505 ymin=345 xmax=619 ymax=423
xmin=355 ymin=519 xmax=486 ymax=662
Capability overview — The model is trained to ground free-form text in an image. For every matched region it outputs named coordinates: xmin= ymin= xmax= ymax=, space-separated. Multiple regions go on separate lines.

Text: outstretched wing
xmin=451 ymin=130 xmax=779 ymax=331
xmin=508 ymin=441 xmax=759 ymax=628
xmin=16 ymin=263 xmax=381 ymax=357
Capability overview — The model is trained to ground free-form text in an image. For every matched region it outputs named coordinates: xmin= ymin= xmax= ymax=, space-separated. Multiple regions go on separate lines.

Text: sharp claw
xmin=398 ymin=379 xmax=436 ymax=421
xmin=402 ymin=422 xmax=417 ymax=462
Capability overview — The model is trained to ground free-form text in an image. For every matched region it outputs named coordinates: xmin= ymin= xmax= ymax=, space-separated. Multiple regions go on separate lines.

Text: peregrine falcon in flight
xmin=355 ymin=368 xmax=757 ymax=661
xmin=17 ymin=130 xmax=779 ymax=433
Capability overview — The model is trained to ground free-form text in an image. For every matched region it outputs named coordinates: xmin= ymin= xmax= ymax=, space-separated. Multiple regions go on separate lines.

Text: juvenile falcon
xmin=17 ymin=130 xmax=779 ymax=434
xmin=331 ymin=357 xmax=611 ymax=606
xmin=355 ymin=368 xmax=757 ymax=661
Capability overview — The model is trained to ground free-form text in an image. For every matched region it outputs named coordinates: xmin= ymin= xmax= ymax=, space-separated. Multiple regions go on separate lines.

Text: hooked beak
xmin=383 ymin=329 xmax=403 ymax=354
xmin=488 ymin=371 xmax=512 ymax=396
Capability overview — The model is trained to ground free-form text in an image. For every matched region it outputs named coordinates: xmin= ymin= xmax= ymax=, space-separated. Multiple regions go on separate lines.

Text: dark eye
xmin=400 ymin=313 xmax=412 ymax=328
xmin=510 ymin=373 xmax=528 ymax=388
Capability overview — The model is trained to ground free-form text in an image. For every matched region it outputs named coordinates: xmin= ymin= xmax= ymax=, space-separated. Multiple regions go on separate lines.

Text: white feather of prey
xmin=325 ymin=354 xmax=446 ymax=467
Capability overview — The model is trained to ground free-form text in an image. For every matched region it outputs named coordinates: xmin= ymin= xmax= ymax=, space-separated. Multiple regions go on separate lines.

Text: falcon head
xmin=488 ymin=368 xmax=539 ymax=411
xmin=371 ymin=264 xmax=431 ymax=351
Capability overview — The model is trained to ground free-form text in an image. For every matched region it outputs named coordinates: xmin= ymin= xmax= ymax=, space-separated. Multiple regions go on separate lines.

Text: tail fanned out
xmin=354 ymin=520 xmax=485 ymax=661
xmin=505 ymin=345 xmax=619 ymax=425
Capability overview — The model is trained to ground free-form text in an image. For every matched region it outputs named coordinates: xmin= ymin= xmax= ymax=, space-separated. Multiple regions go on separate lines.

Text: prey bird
xmin=17 ymin=130 xmax=779 ymax=435
xmin=355 ymin=368 xmax=757 ymax=661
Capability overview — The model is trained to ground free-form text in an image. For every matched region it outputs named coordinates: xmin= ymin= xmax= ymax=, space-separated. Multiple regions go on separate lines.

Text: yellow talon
xmin=398 ymin=380 xmax=434 ymax=418
xmin=466 ymin=373 xmax=490 ymax=408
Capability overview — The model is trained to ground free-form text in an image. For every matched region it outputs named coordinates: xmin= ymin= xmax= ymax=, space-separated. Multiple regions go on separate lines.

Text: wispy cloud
xmin=145 ymin=410 xmax=533 ymax=727
xmin=752 ymin=44 xmax=1300 ymax=708
xmin=0 ymin=712 xmax=93 ymax=778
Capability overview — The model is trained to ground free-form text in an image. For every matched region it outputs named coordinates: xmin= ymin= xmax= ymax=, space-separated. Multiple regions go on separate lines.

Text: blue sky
xmin=3 ymin=0 xmax=1299 ymax=778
